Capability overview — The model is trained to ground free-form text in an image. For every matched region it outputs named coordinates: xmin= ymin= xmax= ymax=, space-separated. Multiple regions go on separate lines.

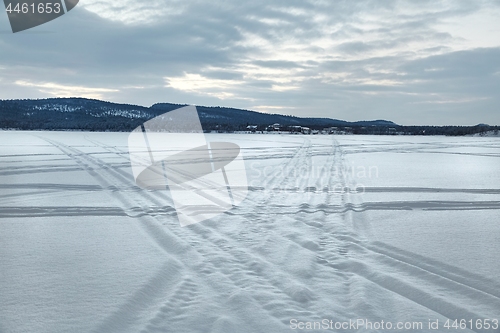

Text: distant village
xmin=229 ymin=123 xmax=400 ymax=135
xmin=206 ymin=122 xmax=499 ymax=136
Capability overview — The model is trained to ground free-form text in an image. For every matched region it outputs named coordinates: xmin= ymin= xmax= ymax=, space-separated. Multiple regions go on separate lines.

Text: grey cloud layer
xmin=0 ymin=0 xmax=499 ymax=125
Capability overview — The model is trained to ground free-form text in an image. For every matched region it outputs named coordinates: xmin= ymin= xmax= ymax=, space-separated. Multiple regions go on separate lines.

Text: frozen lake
xmin=1 ymin=131 xmax=499 ymax=333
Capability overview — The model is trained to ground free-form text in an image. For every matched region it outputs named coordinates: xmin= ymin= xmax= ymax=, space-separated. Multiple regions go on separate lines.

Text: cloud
xmin=164 ymin=73 xmax=246 ymax=100
xmin=0 ymin=0 xmax=499 ymax=125
xmin=78 ymin=0 xmax=187 ymax=24
xmin=15 ymin=80 xmax=119 ymax=99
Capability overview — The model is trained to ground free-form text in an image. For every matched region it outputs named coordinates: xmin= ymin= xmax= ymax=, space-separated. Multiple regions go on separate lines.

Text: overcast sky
xmin=1 ymin=0 xmax=499 ymax=125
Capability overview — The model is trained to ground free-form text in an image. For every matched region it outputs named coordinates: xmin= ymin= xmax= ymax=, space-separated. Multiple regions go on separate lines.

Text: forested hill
xmin=0 ymin=98 xmax=497 ymax=136
xmin=0 ymin=98 xmax=394 ymax=130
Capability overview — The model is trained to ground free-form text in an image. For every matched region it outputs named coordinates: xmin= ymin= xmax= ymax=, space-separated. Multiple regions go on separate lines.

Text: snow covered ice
xmin=1 ymin=131 xmax=499 ymax=333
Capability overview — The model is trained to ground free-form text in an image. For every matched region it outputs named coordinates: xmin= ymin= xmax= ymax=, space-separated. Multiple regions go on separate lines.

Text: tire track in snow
xmin=84 ymin=136 xmax=340 ymax=326
xmin=229 ymin=200 xmax=500 ymax=215
xmin=87 ymin=134 xmax=398 ymax=324
xmin=330 ymin=138 xmax=396 ymax=320
xmin=81 ymin=138 xmax=322 ymax=331
xmin=43 ymin=135 xmax=319 ymax=331
xmin=34 ymin=136 xmax=212 ymax=333
xmin=366 ymin=241 xmax=500 ymax=300
xmin=246 ymin=138 xmax=312 ymax=205
xmin=90 ymin=259 xmax=184 ymax=333
xmin=217 ymin=137 xmax=363 ymax=322
xmin=363 ymin=187 xmax=500 ymax=195
xmin=37 ymin=136 xmax=190 ymax=256
xmin=0 ymin=165 xmax=84 ymax=176
xmin=311 ymin=139 xmax=500 ymax=329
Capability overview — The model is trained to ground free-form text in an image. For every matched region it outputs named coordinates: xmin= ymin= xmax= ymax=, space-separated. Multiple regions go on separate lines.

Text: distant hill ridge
xmin=0 ymin=98 xmax=497 ymax=136
xmin=0 ymin=97 xmax=395 ymax=130
xmin=151 ymin=102 xmax=396 ymax=127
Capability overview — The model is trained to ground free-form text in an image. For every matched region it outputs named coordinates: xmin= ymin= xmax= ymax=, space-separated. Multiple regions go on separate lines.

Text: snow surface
xmin=1 ymin=131 xmax=499 ymax=333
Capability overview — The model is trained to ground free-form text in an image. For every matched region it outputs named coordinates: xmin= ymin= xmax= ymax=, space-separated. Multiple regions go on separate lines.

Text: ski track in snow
xmin=1 ymin=132 xmax=499 ymax=333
